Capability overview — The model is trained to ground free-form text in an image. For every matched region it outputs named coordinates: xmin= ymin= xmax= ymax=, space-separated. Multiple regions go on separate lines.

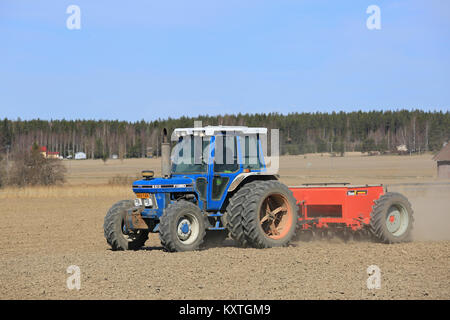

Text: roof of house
xmin=433 ymin=143 xmax=450 ymax=161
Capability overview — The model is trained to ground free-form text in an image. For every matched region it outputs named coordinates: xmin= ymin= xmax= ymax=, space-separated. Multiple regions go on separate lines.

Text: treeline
xmin=0 ymin=110 xmax=448 ymax=159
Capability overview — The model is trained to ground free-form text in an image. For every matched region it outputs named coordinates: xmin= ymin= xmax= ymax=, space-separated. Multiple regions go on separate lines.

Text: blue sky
xmin=0 ymin=0 xmax=449 ymax=121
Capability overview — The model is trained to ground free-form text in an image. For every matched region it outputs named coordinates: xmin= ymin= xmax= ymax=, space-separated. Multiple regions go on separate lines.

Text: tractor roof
xmin=173 ymin=126 xmax=267 ymax=137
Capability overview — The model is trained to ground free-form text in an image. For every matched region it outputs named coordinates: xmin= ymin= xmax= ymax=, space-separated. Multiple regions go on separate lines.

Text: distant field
xmin=62 ymin=153 xmax=439 ymax=186
xmin=0 ymin=152 xmax=449 ymax=299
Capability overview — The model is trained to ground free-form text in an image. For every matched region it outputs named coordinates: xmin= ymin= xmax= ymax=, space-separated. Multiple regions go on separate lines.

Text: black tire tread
xmin=225 ymin=182 xmax=255 ymax=247
xmin=241 ymin=180 xmax=298 ymax=248
xmin=159 ymin=200 xmax=206 ymax=252
xmin=369 ymin=192 xmax=414 ymax=243
xmin=103 ymin=200 xmax=149 ymax=251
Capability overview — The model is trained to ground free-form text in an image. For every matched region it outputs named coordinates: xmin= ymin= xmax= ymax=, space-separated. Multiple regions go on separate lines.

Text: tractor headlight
xmin=143 ymin=198 xmax=153 ymax=207
xmin=134 ymin=198 xmax=142 ymax=207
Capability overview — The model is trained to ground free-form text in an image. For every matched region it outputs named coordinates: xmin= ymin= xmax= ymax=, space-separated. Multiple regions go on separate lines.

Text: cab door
xmin=206 ymin=134 xmax=242 ymax=210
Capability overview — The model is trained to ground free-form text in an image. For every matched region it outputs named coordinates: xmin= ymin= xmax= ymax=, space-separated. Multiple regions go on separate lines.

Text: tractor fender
xmin=227 ymin=172 xmax=279 ymax=192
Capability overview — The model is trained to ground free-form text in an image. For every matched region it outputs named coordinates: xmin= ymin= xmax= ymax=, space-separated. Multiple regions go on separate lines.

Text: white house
xmin=74 ymin=152 xmax=87 ymax=160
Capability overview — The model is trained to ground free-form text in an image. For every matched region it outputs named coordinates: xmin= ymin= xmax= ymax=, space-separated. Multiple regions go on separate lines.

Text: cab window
xmin=242 ymin=135 xmax=263 ymax=170
xmin=214 ymin=135 xmax=239 ymax=173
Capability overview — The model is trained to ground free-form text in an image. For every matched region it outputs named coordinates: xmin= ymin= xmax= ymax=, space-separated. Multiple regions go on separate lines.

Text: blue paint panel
xmin=133 ymin=176 xmax=194 ymax=187
xmin=208 ymin=220 xmax=226 ymax=230
xmin=181 ymin=222 xmax=189 ymax=234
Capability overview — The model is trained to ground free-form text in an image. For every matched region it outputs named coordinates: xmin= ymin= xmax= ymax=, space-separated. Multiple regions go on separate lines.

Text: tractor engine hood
xmin=132 ymin=177 xmax=195 ymax=193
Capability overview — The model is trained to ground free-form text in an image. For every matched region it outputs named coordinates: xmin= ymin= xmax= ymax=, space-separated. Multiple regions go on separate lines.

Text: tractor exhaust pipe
xmin=161 ymin=128 xmax=171 ymax=177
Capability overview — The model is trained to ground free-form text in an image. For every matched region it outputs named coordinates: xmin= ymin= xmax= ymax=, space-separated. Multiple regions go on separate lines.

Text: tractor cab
xmin=131 ymin=126 xmax=269 ymax=223
xmin=170 ymin=126 xmax=268 ymax=210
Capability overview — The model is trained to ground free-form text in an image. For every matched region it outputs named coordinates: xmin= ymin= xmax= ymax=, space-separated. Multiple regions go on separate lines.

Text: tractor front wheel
xmin=369 ymin=192 xmax=414 ymax=243
xmin=103 ymin=200 xmax=149 ymax=251
xmin=159 ymin=200 xmax=206 ymax=252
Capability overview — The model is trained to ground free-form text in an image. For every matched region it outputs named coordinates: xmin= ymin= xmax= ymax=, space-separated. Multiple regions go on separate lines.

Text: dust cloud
xmin=390 ymin=185 xmax=450 ymax=241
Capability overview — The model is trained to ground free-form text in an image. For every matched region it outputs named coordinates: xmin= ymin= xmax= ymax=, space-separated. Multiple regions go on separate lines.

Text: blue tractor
xmin=103 ymin=126 xmax=298 ymax=252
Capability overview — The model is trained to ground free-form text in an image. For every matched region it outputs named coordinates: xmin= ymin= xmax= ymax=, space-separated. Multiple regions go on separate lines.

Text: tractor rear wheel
xmin=224 ymin=184 xmax=253 ymax=247
xmin=241 ymin=181 xmax=298 ymax=248
xmin=159 ymin=200 xmax=206 ymax=252
xmin=103 ymin=200 xmax=149 ymax=251
xmin=369 ymin=192 xmax=414 ymax=243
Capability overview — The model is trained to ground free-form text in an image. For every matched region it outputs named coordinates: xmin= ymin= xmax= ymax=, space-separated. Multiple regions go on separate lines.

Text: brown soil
xmin=0 ymin=192 xmax=449 ymax=300
xmin=0 ymin=154 xmax=449 ymax=299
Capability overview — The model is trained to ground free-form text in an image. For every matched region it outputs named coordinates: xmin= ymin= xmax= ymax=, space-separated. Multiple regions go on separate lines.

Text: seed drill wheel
xmin=159 ymin=200 xmax=206 ymax=252
xmin=241 ymin=181 xmax=298 ymax=248
xmin=103 ymin=200 xmax=149 ymax=250
xmin=369 ymin=192 xmax=414 ymax=243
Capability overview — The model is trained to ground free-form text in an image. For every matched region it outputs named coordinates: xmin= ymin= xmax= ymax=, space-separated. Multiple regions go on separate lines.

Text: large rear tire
xmin=159 ymin=200 xmax=206 ymax=252
xmin=369 ymin=192 xmax=414 ymax=243
xmin=103 ymin=200 xmax=149 ymax=251
xmin=224 ymin=184 xmax=253 ymax=247
xmin=241 ymin=181 xmax=298 ymax=248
